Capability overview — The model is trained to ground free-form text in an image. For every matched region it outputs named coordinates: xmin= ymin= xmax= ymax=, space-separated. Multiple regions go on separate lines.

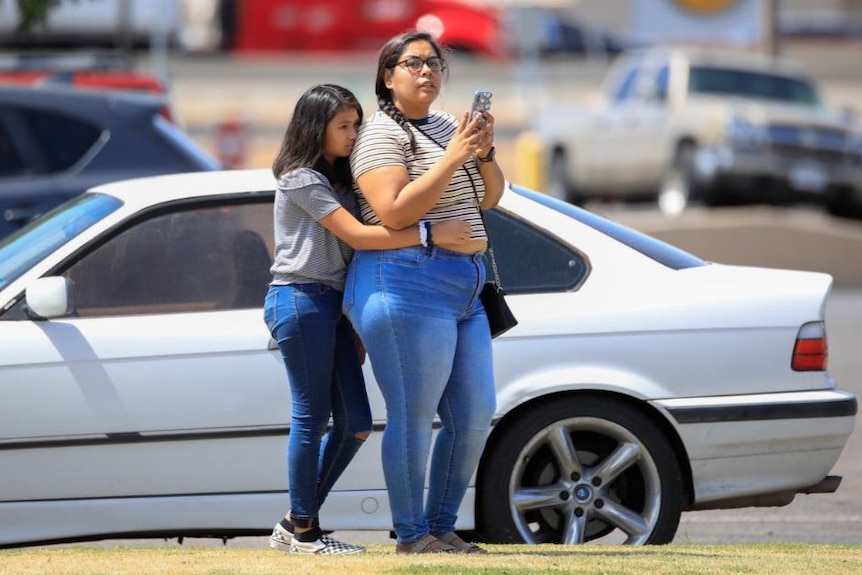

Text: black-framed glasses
xmin=396 ymin=56 xmax=447 ymax=73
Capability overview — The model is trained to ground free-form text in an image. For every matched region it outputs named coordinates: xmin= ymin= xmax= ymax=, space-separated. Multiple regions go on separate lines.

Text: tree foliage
xmin=5 ymin=0 xmax=80 ymax=33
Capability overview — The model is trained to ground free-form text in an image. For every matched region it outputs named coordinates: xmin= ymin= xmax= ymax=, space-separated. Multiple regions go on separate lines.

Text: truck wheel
xmin=547 ymin=150 xmax=581 ymax=205
xmin=826 ymin=186 xmax=858 ymax=219
xmin=658 ymin=144 xmax=697 ymax=217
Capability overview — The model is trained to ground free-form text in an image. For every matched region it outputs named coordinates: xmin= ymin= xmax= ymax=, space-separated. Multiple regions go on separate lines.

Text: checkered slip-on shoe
xmin=289 ymin=534 xmax=366 ymax=555
xmin=268 ymin=523 xmax=293 ymax=552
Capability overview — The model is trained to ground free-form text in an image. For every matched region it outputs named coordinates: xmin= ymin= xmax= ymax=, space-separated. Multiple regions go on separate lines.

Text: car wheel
xmin=826 ymin=186 xmax=858 ymax=219
xmin=477 ymin=396 xmax=684 ymax=545
xmin=765 ymin=180 xmax=790 ymax=207
xmin=547 ymin=150 xmax=582 ymax=205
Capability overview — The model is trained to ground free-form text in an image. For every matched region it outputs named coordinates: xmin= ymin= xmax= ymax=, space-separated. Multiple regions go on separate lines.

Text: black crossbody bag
xmin=410 ymin=123 xmax=518 ymax=338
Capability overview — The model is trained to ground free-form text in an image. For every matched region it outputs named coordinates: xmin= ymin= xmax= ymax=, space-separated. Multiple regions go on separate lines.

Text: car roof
xmin=87 ymin=168 xmax=278 ymax=209
xmin=0 ymin=52 xmax=133 ymax=72
xmin=0 ymin=82 xmax=169 ymax=112
xmin=624 ymin=45 xmax=809 ymax=77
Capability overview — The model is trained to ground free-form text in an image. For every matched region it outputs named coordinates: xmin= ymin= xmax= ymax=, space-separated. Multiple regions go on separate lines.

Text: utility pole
xmin=117 ymin=0 xmax=134 ymax=56
xmin=761 ymin=0 xmax=780 ymax=56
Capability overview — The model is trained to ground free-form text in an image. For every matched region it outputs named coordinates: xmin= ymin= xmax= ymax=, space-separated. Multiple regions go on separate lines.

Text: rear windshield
xmin=688 ymin=66 xmax=820 ymax=106
xmin=512 ymin=185 xmax=706 ymax=270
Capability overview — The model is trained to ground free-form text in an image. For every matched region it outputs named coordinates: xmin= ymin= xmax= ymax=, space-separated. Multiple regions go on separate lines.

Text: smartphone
xmin=471 ymin=89 xmax=493 ymax=129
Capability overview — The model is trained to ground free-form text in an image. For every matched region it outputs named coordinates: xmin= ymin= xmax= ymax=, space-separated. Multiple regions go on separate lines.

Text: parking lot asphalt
xmin=596 ymin=204 xmax=862 ymax=288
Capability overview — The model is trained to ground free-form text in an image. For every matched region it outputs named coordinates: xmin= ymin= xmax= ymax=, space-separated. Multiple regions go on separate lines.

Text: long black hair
xmin=374 ymin=30 xmax=449 ymax=151
xmin=271 ymin=84 xmax=363 ymax=189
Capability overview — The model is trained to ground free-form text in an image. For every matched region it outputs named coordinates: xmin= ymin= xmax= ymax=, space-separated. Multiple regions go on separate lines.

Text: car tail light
xmin=158 ymin=105 xmax=176 ymax=123
xmin=792 ymin=321 xmax=828 ymax=371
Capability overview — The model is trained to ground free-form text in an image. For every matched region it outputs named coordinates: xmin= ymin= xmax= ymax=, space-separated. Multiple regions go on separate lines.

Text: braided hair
xmin=374 ymin=30 xmax=449 ymax=151
xmin=272 ymin=84 xmax=363 ymax=190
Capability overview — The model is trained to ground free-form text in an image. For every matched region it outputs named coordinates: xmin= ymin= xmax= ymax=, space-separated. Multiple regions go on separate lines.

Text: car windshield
xmin=511 ymin=185 xmax=706 ymax=270
xmin=0 ymin=193 xmax=121 ymax=290
xmin=688 ymin=66 xmax=821 ymax=106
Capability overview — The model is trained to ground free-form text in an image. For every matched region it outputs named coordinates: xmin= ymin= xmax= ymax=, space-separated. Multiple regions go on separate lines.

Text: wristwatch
xmin=477 ymin=146 xmax=495 ymax=163
xmin=418 ymin=220 xmax=433 ymax=247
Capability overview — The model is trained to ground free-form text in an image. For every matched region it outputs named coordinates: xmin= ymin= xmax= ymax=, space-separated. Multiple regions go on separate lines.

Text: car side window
xmin=63 ymin=199 xmax=274 ymax=317
xmin=0 ymin=120 xmax=26 ymax=176
xmin=613 ymin=66 xmax=641 ymax=102
xmin=15 ymin=106 xmax=102 ymax=174
xmin=653 ymin=65 xmax=669 ymax=102
xmin=485 ymin=209 xmax=586 ymax=294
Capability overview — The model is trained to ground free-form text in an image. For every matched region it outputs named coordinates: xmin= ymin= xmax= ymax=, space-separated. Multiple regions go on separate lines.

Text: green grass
xmin=2 ymin=544 xmax=862 ymax=575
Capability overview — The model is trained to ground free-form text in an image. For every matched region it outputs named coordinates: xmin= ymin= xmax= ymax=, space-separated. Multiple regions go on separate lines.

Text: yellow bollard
xmin=513 ymin=130 xmax=544 ymax=191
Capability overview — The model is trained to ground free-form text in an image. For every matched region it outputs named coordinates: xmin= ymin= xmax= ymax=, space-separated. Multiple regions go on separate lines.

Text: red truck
xmin=232 ymin=0 xmax=505 ymax=57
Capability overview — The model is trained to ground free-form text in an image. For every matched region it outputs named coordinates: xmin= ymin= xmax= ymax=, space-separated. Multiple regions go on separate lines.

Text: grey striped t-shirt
xmin=350 ymin=109 xmax=487 ymax=241
xmin=270 ymin=167 xmax=355 ymax=291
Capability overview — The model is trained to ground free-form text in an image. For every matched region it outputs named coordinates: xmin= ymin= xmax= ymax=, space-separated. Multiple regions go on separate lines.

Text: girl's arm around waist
xmin=319 ymin=207 xmax=471 ymax=250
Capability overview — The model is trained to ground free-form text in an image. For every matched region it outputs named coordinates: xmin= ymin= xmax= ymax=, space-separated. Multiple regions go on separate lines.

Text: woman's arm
xmin=477 ymin=158 xmax=505 ymax=209
xmin=355 ymin=112 xmax=485 ymax=230
xmin=319 ymin=207 xmax=470 ymax=250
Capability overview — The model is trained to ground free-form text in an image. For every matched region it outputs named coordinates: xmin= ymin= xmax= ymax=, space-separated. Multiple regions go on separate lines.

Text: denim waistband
xmin=394 ymin=245 xmax=485 ymax=263
xmin=273 ymin=282 xmax=341 ymax=294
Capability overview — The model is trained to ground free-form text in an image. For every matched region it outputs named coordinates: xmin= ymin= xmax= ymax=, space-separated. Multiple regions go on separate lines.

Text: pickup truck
xmin=534 ymin=47 xmax=862 ymax=217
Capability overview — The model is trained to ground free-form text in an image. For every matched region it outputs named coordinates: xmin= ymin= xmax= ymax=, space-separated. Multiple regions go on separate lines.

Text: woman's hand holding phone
xmin=474 ymin=112 xmax=495 ymax=161
xmin=445 ymin=111 xmax=484 ymax=165
xmin=470 ymin=90 xmax=495 ymax=161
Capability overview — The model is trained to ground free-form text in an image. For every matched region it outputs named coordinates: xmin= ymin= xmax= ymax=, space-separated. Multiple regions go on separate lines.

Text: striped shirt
xmin=350 ymin=109 xmax=487 ymax=240
xmin=270 ymin=168 xmax=355 ymax=291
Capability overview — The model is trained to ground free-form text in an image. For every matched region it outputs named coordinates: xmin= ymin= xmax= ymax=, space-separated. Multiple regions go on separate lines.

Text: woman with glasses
xmin=345 ymin=30 xmax=505 ymax=554
xmin=265 ymin=84 xmax=471 ymax=556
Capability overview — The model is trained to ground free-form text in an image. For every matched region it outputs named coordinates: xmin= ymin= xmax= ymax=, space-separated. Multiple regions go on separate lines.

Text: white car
xmin=0 ymin=169 xmax=855 ymax=548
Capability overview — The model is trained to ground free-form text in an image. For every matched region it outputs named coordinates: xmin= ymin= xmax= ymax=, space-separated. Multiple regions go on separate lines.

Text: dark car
xmin=505 ymin=6 xmax=646 ymax=58
xmin=0 ymin=84 xmax=220 ymax=239
xmin=0 ymin=53 xmax=167 ymax=93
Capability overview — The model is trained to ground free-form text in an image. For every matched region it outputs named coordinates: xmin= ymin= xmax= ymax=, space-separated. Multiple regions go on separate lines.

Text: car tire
xmin=765 ymin=180 xmax=790 ymax=207
xmin=476 ymin=395 xmax=684 ymax=545
xmin=547 ymin=150 xmax=582 ymax=205
xmin=826 ymin=186 xmax=858 ymax=219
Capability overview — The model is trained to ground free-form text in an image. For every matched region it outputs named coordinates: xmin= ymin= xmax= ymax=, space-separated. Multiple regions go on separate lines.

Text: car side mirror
xmin=25 ymin=277 xmax=75 ymax=319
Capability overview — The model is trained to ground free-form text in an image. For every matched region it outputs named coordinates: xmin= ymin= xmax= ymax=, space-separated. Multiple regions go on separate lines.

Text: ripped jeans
xmin=264 ymin=283 xmax=372 ymax=523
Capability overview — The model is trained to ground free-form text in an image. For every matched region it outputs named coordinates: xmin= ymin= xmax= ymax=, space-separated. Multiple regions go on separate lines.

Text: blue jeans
xmin=264 ymin=283 xmax=372 ymax=524
xmin=343 ymin=246 xmax=496 ymax=544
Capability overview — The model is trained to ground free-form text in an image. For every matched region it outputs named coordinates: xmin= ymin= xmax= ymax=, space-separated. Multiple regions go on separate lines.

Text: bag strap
xmin=409 ymin=123 xmax=503 ymax=288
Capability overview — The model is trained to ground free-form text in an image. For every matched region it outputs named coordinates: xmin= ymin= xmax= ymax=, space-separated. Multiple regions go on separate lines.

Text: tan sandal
xmin=435 ymin=531 xmax=488 ymax=554
xmin=395 ymin=534 xmax=455 ymax=554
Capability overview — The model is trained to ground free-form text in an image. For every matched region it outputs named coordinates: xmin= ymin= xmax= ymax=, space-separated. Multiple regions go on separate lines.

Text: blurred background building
xmin=1 ymin=1 xmax=860 ymax=172
xmin=1 ymin=1 xmax=861 ymax=55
